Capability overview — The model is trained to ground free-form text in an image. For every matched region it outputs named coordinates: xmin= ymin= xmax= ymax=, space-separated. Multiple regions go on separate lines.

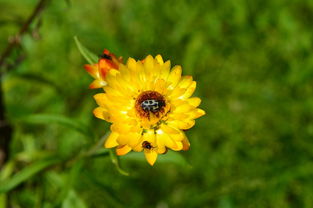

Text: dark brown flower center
xmin=135 ymin=91 xmax=166 ymax=119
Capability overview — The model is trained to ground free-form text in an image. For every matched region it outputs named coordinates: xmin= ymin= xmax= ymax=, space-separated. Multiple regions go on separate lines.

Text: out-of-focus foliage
xmin=1 ymin=0 xmax=313 ymax=207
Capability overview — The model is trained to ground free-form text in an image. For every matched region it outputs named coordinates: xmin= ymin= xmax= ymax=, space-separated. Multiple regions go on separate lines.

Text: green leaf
xmin=83 ymin=171 xmax=125 ymax=206
xmin=15 ymin=114 xmax=95 ymax=139
xmin=62 ymin=190 xmax=87 ymax=208
xmin=57 ymin=161 xmax=84 ymax=206
xmin=0 ymin=161 xmax=15 ymax=181
xmin=0 ymin=194 xmax=7 ymax=208
xmin=74 ymin=36 xmax=98 ymax=64
xmin=14 ymin=72 xmax=63 ymax=95
xmin=0 ymin=158 xmax=60 ymax=193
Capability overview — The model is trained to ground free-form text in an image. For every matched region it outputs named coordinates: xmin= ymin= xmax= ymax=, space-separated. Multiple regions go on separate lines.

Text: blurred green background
xmin=1 ymin=0 xmax=313 ymax=207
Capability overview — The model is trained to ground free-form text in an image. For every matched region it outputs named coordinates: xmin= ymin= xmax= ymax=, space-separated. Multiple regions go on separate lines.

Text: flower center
xmin=135 ymin=91 xmax=167 ymax=120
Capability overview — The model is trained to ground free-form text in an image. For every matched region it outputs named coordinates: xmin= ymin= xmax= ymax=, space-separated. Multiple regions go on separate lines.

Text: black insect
xmin=140 ymin=99 xmax=165 ymax=113
xmin=99 ymin=53 xmax=112 ymax=60
xmin=142 ymin=141 xmax=153 ymax=150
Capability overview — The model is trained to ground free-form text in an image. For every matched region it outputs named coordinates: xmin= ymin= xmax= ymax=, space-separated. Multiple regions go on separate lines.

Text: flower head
xmin=84 ymin=49 xmax=122 ymax=89
xmin=86 ymin=52 xmax=205 ymax=165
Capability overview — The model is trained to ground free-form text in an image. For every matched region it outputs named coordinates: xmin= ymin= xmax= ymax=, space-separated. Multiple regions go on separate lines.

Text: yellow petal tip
xmin=145 ymin=150 xmax=158 ymax=166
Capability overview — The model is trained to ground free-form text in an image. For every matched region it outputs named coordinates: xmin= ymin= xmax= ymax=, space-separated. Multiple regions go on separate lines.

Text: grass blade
xmin=74 ymin=36 xmax=98 ymax=64
xmin=0 ymin=158 xmax=60 ymax=193
xmin=16 ymin=114 xmax=95 ymax=139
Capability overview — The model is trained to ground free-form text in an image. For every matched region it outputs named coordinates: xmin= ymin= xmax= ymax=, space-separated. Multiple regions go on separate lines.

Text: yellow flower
xmin=93 ymin=55 xmax=205 ymax=165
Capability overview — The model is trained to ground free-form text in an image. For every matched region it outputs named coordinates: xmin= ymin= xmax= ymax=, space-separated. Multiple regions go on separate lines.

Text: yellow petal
xmin=159 ymin=60 xmax=171 ymax=80
xmin=171 ymin=99 xmax=186 ymax=106
xmin=125 ymin=132 xmax=142 ymax=148
xmin=143 ymin=55 xmax=155 ymax=73
xmin=107 ymin=68 xmax=120 ymax=76
xmin=160 ymin=124 xmax=186 ymax=141
xmin=167 ymin=65 xmax=182 ymax=89
xmin=189 ymin=108 xmax=206 ymax=119
xmin=93 ymin=93 xmax=108 ymax=107
xmin=178 ymin=76 xmax=193 ymax=88
xmin=163 ymin=60 xmax=171 ymax=70
xmin=180 ymin=81 xmax=196 ymax=99
xmin=169 ymin=112 xmax=188 ymax=120
xmin=126 ymin=58 xmax=138 ymax=72
xmin=116 ymin=145 xmax=132 ymax=156
xmin=169 ymin=88 xmax=186 ymax=99
xmin=161 ymin=124 xmax=180 ymax=135
xmin=110 ymin=123 xmax=131 ymax=134
xmin=144 ymin=150 xmax=158 ymax=166
xmin=168 ymin=77 xmax=194 ymax=99
xmin=171 ymin=141 xmax=183 ymax=151
xmin=154 ymin=79 xmax=167 ymax=94
xmin=156 ymin=129 xmax=179 ymax=149
xmin=133 ymin=143 xmax=143 ymax=152
xmin=89 ymin=80 xmax=107 ymax=89
xmin=168 ymin=129 xmax=185 ymax=141
xmin=155 ymin=134 xmax=166 ymax=154
xmin=116 ymin=134 xmax=130 ymax=145
xmin=84 ymin=64 xmax=99 ymax=79
xmin=93 ymin=107 xmax=111 ymax=121
xmin=173 ymin=103 xmax=195 ymax=113
xmin=167 ymin=118 xmax=196 ymax=129
xmin=182 ymin=137 xmax=190 ymax=151
xmin=104 ymin=132 xmax=119 ymax=148
xmin=157 ymin=145 xmax=166 ymax=154
xmin=142 ymin=129 xmax=156 ymax=143
xmin=105 ymin=72 xmax=130 ymax=95
xmin=103 ymin=86 xmax=124 ymax=98
xmin=187 ymin=97 xmax=201 ymax=107
xmin=155 ymin=54 xmax=164 ymax=64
